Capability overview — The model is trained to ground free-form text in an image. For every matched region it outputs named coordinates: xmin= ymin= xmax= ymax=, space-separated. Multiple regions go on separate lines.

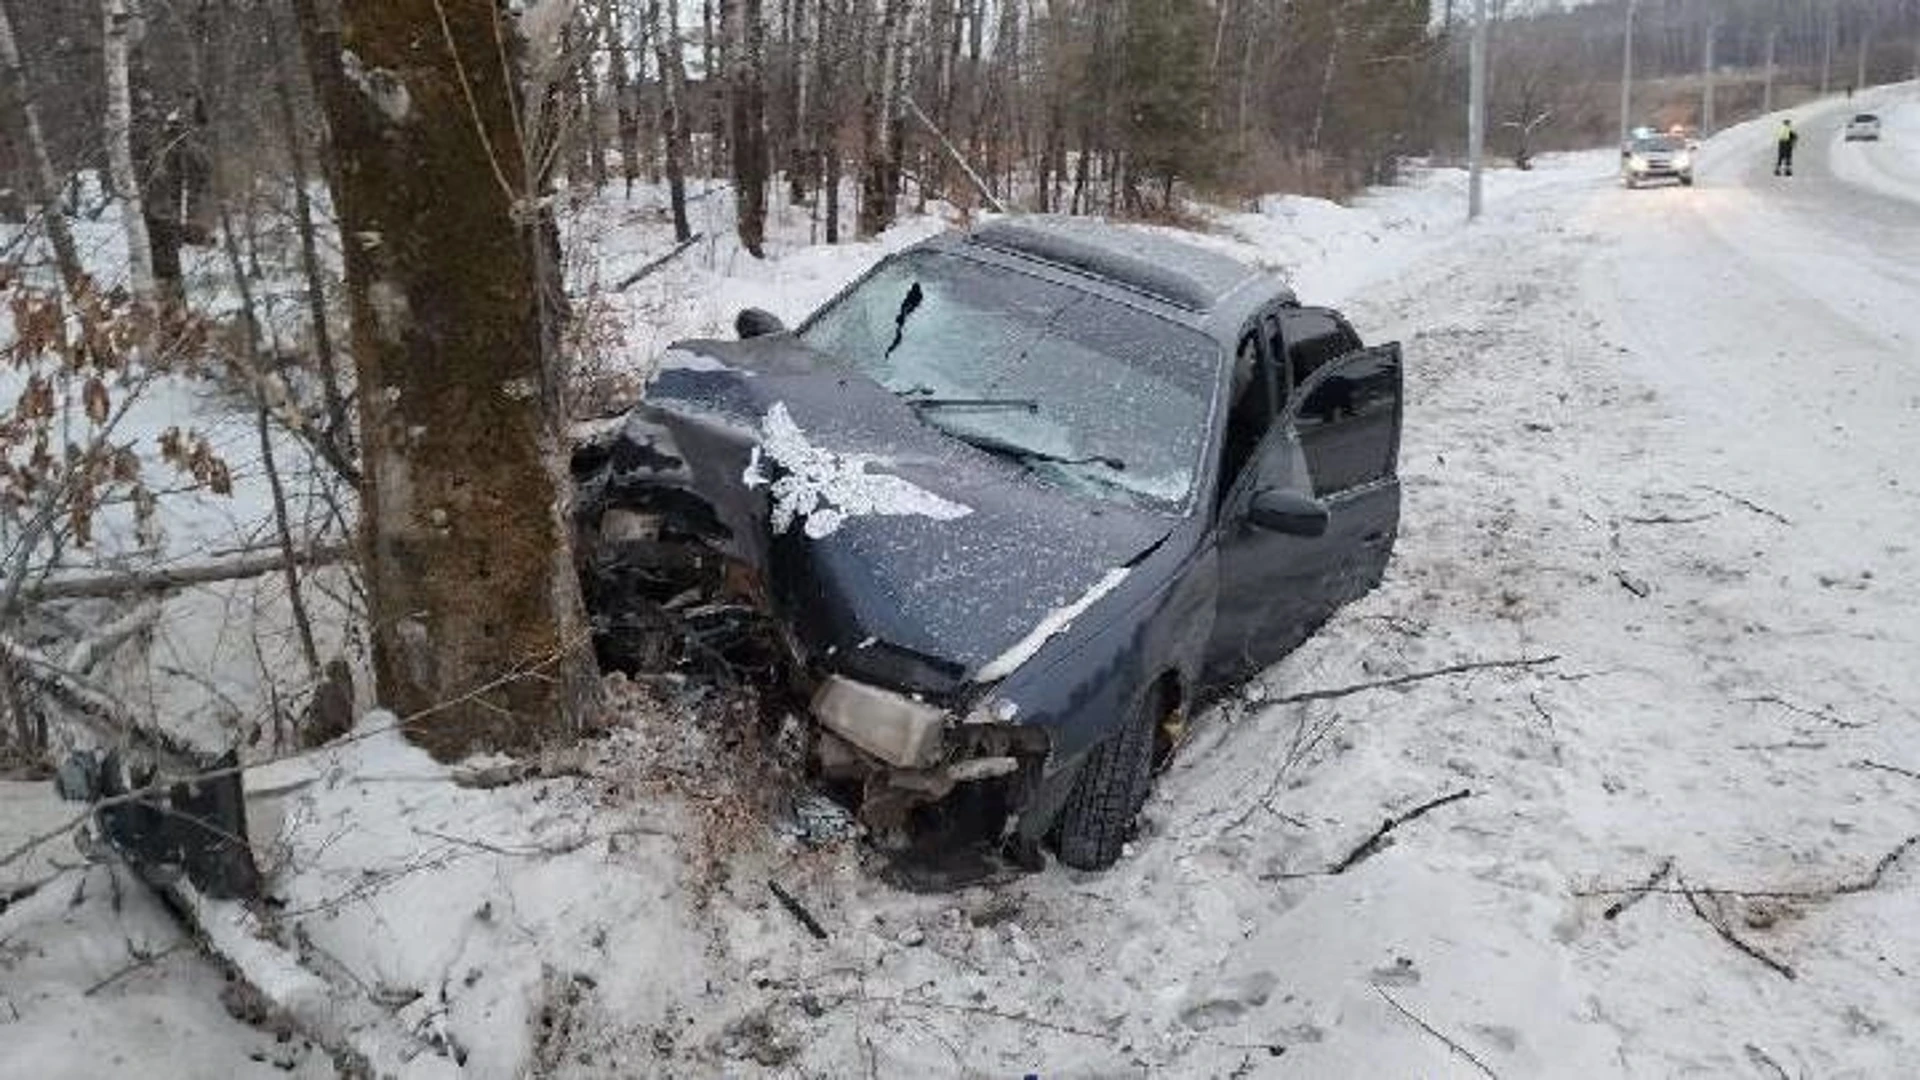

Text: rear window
xmin=1854 ymin=114 xmax=1879 ymax=123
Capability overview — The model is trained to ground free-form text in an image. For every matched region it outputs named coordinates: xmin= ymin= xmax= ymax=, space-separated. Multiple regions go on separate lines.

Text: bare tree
xmin=651 ymin=0 xmax=694 ymax=242
xmin=296 ymin=0 xmax=595 ymax=756
xmin=0 ymin=0 xmax=85 ymax=296
xmin=727 ymin=0 xmax=769 ymax=256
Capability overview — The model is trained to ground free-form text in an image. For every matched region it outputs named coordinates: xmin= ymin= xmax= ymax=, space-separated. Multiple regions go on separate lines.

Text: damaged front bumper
xmin=807 ymin=673 xmax=1050 ymax=842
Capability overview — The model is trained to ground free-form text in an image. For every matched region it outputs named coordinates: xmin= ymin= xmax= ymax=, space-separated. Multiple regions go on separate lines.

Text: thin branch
xmin=1373 ymin=985 xmax=1499 ymax=1079
xmin=1683 ymin=886 xmax=1796 ymax=980
xmin=614 ymin=232 xmax=705 ymax=290
xmin=21 ymin=542 xmax=352 ymax=602
xmin=409 ymin=826 xmax=597 ymax=858
xmin=1329 ymin=788 xmax=1472 ymax=874
xmin=1266 ymin=655 xmax=1560 ymax=708
xmin=1578 ymin=835 xmax=1918 ymax=903
xmin=1601 ymin=857 xmax=1671 ymax=921
xmin=1856 ymin=759 xmax=1920 ymax=783
xmin=768 ymin=879 xmax=829 ymax=941
xmin=84 ymin=938 xmax=189 ymax=996
xmin=1698 ymin=485 xmax=1790 ymax=525
xmin=1740 ymin=694 xmax=1863 ymax=729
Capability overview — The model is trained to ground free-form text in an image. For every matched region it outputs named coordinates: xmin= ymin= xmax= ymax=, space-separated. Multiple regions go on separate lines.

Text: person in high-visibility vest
xmin=1774 ymin=119 xmax=1799 ymax=177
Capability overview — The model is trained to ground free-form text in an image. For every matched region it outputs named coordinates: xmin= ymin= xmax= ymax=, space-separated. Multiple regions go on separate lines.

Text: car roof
xmin=948 ymin=217 xmax=1292 ymax=338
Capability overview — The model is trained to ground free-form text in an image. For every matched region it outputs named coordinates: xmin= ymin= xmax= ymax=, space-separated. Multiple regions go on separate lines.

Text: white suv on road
xmin=1845 ymin=114 xmax=1882 ymax=141
xmin=1622 ymin=135 xmax=1694 ymax=188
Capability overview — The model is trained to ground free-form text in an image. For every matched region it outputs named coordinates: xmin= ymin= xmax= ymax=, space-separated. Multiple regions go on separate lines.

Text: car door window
xmin=1277 ymin=308 xmax=1362 ymax=394
xmin=1288 ymin=345 xmax=1402 ymax=498
xmin=1217 ymin=328 xmax=1281 ymax=506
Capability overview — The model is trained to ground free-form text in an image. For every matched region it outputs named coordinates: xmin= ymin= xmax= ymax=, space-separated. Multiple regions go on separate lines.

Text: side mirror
xmin=735 ymin=308 xmax=786 ymax=339
xmin=1248 ymin=488 xmax=1329 ymax=537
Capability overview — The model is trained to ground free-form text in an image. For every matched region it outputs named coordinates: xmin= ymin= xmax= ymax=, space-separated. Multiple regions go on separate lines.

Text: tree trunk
xmin=605 ymin=0 xmax=642 ymax=196
xmin=727 ymin=0 xmax=768 ymax=257
xmin=103 ymin=0 xmax=156 ymax=302
xmin=297 ymin=0 xmax=594 ymax=757
xmin=576 ymin=19 xmax=608 ymax=188
xmin=815 ymin=0 xmax=841 ymax=241
xmin=859 ymin=0 xmax=908 ymax=237
xmin=0 ymin=0 xmax=85 ymax=297
xmin=786 ymin=0 xmax=811 ymax=205
xmin=267 ymin=4 xmax=354 ymax=473
xmin=651 ymin=0 xmax=694 ymax=242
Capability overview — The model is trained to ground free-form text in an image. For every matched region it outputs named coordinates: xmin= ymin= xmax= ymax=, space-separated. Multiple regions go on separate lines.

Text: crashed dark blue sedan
xmin=574 ymin=217 xmax=1403 ymax=871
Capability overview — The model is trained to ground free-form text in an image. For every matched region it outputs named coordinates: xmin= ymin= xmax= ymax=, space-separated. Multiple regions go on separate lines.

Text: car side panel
xmin=995 ymin=515 xmax=1216 ymax=776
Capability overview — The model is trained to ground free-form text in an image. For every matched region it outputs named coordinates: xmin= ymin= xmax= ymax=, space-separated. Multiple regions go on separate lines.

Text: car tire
xmin=1681 ymin=176 xmax=1694 ymax=187
xmin=1054 ymin=685 xmax=1163 ymax=871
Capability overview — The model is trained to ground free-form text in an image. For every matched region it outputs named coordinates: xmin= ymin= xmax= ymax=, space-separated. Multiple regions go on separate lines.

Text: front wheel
xmin=1054 ymin=686 xmax=1163 ymax=871
xmin=1680 ymin=176 xmax=1694 ymax=187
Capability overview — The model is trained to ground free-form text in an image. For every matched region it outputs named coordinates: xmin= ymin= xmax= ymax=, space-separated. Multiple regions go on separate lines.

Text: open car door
xmin=1204 ymin=344 xmax=1403 ymax=686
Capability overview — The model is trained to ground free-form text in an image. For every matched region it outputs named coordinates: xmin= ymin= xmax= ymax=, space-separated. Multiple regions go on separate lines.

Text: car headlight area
xmin=811 ymin=675 xmax=947 ymax=768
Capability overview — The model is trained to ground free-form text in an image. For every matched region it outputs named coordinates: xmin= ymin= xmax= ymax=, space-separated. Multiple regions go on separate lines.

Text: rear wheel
xmin=1055 ymin=686 xmax=1163 ymax=871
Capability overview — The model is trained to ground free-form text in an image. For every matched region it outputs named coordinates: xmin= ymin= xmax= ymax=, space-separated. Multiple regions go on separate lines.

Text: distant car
xmin=1845 ymin=113 xmax=1882 ymax=141
xmin=1622 ymin=135 xmax=1694 ymax=188
xmin=574 ymin=219 xmax=1405 ymax=872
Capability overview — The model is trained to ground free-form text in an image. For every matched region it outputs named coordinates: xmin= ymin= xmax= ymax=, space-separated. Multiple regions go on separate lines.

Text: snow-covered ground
xmin=1828 ymin=86 xmax=1920 ymax=206
xmin=9 ymin=84 xmax=1920 ymax=1076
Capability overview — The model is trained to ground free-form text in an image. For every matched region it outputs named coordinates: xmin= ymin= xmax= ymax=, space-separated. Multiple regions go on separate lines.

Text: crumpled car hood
xmin=613 ymin=336 xmax=1173 ymax=696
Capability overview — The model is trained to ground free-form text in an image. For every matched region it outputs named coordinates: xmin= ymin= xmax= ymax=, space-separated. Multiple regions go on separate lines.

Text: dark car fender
xmin=987 ymin=517 xmax=1217 ymax=839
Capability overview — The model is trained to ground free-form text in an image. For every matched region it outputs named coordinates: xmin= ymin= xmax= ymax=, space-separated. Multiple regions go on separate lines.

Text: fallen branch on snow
xmin=1697 ymin=485 xmax=1790 ymax=524
xmin=1621 ymin=512 xmax=1717 ymax=525
xmin=1602 ymin=857 xmax=1673 ymax=921
xmin=83 ymin=938 xmax=189 ymax=997
xmin=1682 ymin=883 xmax=1796 ymax=980
xmin=767 ymin=880 xmax=829 ymax=941
xmin=19 ymin=542 xmax=352 ymax=602
xmin=1329 ymin=788 xmax=1473 ymax=874
xmin=1740 ymin=694 xmax=1864 ymax=729
xmin=1856 ymin=758 xmax=1920 ymax=783
xmin=615 ymin=233 xmax=705 ymax=291
xmin=1373 ymin=984 xmax=1499 ymax=1078
xmin=1266 ymin=655 xmax=1561 ymax=708
xmin=1578 ymin=835 xmax=1919 ymax=904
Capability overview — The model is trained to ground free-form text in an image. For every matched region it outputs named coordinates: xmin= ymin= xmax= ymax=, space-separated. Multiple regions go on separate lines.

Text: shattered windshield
xmin=797 ymin=250 xmax=1220 ymax=513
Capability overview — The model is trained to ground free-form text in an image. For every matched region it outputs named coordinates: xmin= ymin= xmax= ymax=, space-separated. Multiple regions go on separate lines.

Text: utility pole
xmin=1468 ymin=0 xmax=1487 ymax=220
xmin=1822 ymin=2 xmax=1835 ymax=93
xmin=1701 ymin=18 xmax=1716 ymax=135
xmin=1619 ymin=0 xmax=1637 ymax=149
xmin=1762 ymin=26 xmax=1777 ymax=114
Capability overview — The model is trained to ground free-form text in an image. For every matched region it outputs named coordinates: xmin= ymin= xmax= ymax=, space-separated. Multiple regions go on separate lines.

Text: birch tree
xmin=103 ymin=0 xmax=156 ymax=302
xmin=296 ymin=0 xmax=595 ymax=756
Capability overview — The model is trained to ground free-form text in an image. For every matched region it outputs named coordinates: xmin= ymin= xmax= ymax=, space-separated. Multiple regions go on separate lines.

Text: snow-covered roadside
xmin=18 ymin=131 xmax=1918 ymax=1078
xmin=8 ymin=165 xmax=1599 ymax=1077
xmin=1828 ymin=89 xmax=1920 ymax=205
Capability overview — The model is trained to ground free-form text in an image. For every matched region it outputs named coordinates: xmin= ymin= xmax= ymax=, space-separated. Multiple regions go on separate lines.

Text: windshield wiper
xmin=907 ymin=396 xmax=1041 ymax=413
xmin=941 ymin=428 xmax=1126 ymax=471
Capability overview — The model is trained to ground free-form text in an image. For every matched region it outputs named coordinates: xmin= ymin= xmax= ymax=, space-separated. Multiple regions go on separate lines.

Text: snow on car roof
xmin=968 ymin=216 xmax=1267 ymax=314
